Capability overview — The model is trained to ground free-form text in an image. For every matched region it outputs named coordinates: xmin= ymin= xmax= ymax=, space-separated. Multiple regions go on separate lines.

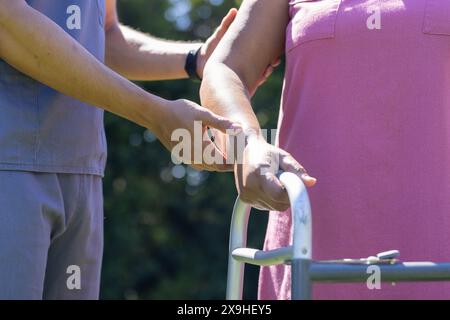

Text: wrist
xmin=243 ymin=127 xmax=264 ymax=145
xmin=132 ymin=92 xmax=167 ymax=134
xmin=231 ymin=127 xmax=263 ymax=162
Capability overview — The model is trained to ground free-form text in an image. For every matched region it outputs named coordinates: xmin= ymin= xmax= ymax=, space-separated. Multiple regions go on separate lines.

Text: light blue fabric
xmin=0 ymin=0 xmax=107 ymax=176
xmin=0 ymin=171 xmax=103 ymax=299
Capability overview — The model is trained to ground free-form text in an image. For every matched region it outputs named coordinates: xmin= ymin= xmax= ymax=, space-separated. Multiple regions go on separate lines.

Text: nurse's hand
xmin=196 ymin=8 xmax=280 ymax=87
xmin=154 ymin=99 xmax=241 ymax=172
xmin=235 ymin=134 xmax=317 ymax=211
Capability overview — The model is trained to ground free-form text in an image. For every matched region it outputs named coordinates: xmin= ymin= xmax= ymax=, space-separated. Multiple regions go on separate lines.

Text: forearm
xmin=106 ymin=24 xmax=201 ymax=81
xmin=200 ymin=62 xmax=261 ymax=136
xmin=0 ymin=2 xmax=165 ymax=132
xmin=200 ymin=0 xmax=288 ymax=138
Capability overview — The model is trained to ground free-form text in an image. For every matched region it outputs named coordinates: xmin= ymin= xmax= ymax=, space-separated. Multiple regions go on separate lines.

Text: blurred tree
xmin=101 ymin=0 xmax=284 ymax=299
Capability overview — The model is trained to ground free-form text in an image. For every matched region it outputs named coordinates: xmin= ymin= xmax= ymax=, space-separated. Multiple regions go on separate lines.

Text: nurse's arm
xmin=104 ymin=0 xmax=238 ymax=81
xmin=0 ymin=0 xmax=238 ymax=170
xmin=200 ymin=0 xmax=316 ymax=211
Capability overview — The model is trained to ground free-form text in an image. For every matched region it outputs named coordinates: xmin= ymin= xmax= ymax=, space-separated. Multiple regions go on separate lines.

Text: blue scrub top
xmin=0 ymin=0 xmax=107 ymax=176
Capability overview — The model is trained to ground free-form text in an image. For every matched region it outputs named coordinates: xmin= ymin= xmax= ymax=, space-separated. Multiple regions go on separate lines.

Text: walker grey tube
xmin=279 ymin=172 xmax=312 ymax=299
xmin=309 ymin=262 xmax=450 ymax=282
xmin=292 ymin=259 xmax=312 ymax=300
xmin=226 ymin=198 xmax=251 ymax=300
xmin=226 ymin=172 xmax=311 ymax=300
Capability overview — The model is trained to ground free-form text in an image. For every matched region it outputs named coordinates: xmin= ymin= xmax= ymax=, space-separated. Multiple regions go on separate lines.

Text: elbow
xmin=104 ymin=24 xmax=127 ymax=75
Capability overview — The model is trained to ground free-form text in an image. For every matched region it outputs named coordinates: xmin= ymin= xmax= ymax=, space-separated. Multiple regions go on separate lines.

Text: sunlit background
xmin=101 ymin=0 xmax=284 ymax=299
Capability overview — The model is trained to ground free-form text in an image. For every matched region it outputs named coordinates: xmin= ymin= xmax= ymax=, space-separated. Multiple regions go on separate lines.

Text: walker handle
xmin=226 ymin=172 xmax=312 ymax=300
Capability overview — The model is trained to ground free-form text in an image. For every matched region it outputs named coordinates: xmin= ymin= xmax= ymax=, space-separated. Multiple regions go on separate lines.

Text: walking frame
xmin=226 ymin=172 xmax=450 ymax=300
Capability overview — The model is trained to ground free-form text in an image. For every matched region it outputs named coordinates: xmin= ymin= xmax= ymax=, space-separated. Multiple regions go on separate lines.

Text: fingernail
xmin=301 ymin=173 xmax=317 ymax=183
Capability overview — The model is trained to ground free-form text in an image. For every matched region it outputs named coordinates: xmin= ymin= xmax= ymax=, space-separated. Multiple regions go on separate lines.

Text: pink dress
xmin=259 ymin=0 xmax=450 ymax=299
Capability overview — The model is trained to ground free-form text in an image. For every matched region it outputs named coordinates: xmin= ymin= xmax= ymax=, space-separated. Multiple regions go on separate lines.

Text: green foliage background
xmin=101 ymin=0 xmax=284 ymax=299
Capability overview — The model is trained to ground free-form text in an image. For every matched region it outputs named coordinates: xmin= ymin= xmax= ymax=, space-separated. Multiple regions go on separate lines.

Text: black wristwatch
xmin=184 ymin=46 xmax=202 ymax=81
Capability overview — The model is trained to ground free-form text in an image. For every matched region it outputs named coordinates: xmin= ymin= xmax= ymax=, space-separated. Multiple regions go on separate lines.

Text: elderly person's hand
xmin=234 ymin=133 xmax=316 ymax=211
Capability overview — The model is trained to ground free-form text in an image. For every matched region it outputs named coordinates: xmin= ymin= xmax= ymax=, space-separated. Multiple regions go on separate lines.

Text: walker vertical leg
xmin=280 ymin=172 xmax=313 ymax=300
xmin=292 ymin=259 xmax=312 ymax=300
xmin=226 ymin=198 xmax=251 ymax=300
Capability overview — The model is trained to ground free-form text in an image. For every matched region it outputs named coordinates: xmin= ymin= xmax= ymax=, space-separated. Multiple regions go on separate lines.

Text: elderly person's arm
xmin=200 ymin=0 xmax=316 ymax=211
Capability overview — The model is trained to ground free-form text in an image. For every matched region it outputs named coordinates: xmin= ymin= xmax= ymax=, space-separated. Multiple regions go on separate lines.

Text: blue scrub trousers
xmin=0 ymin=171 xmax=103 ymax=299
